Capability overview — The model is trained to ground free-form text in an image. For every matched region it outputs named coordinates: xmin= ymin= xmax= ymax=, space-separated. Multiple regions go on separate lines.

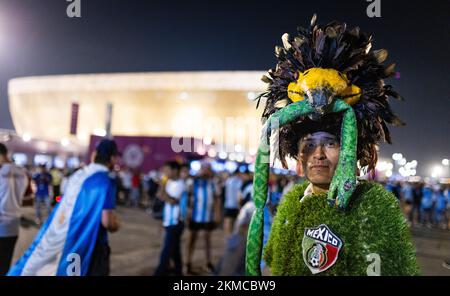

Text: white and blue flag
xmin=8 ymin=163 xmax=115 ymax=276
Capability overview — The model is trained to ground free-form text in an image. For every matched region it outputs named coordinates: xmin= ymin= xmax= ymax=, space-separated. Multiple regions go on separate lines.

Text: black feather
xmin=257 ymin=14 xmax=405 ymax=165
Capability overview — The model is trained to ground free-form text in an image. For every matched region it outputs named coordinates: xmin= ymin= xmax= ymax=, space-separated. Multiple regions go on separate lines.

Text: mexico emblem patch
xmin=302 ymin=224 xmax=343 ymax=274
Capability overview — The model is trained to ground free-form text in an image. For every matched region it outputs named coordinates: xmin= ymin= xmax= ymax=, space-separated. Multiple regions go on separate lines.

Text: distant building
xmin=7 ymin=71 xmax=265 ymax=169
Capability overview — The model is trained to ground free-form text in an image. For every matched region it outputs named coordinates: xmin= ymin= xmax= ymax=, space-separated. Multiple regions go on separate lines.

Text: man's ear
xmin=296 ymin=160 xmax=304 ymax=177
xmin=108 ymin=156 xmax=116 ymax=169
xmin=90 ymin=151 xmax=97 ymax=163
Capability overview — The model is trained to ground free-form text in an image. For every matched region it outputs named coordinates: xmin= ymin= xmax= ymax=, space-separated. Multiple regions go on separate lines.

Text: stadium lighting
xmin=399 ymin=167 xmax=407 ymax=177
xmin=77 ymin=132 xmax=88 ymax=141
xmin=431 ymin=165 xmax=443 ymax=178
xmin=236 ymin=153 xmax=245 ymax=163
xmin=22 ymin=133 xmax=31 ymax=142
xmin=93 ymin=129 xmax=107 ymax=137
xmin=202 ymin=136 xmax=212 ymax=145
xmin=196 ymin=145 xmax=206 ymax=156
xmin=398 ymin=158 xmax=407 ymax=166
xmin=218 ymin=151 xmax=227 ymax=159
xmin=392 ymin=153 xmax=403 ymax=161
xmin=245 ymin=155 xmax=254 ymax=164
xmin=442 ymin=159 xmax=449 ymax=166
xmin=376 ymin=160 xmax=393 ymax=171
xmin=207 ymin=148 xmax=217 ymax=158
xmin=61 ymin=138 xmax=70 ymax=147
xmin=179 ymin=92 xmax=189 ymax=100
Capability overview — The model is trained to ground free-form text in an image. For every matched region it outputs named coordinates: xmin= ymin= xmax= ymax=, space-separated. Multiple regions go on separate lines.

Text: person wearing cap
xmin=8 ymin=138 xmax=120 ymax=276
xmin=0 ymin=143 xmax=28 ymax=275
xmin=245 ymin=15 xmax=419 ymax=276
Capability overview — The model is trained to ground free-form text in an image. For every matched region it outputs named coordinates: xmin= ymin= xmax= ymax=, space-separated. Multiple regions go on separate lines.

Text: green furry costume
xmin=264 ymin=181 xmax=419 ymax=275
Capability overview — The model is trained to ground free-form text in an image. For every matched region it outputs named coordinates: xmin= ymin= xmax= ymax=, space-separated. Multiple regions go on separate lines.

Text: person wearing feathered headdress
xmin=245 ymin=15 xmax=419 ymax=276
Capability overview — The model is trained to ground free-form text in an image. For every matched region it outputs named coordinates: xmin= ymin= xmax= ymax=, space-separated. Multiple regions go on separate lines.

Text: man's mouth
xmin=310 ymin=164 xmax=329 ymax=169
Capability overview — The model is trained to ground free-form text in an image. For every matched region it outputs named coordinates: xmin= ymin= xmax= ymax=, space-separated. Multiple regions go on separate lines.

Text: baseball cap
xmin=95 ymin=138 xmax=121 ymax=158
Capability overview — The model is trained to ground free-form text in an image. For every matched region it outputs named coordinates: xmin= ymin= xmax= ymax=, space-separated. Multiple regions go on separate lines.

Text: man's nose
xmin=312 ymin=144 xmax=326 ymax=160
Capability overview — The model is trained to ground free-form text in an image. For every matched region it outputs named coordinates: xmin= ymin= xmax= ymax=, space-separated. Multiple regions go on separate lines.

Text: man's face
xmin=104 ymin=155 xmax=120 ymax=170
xmin=200 ymin=164 xmax=213 ymax=178
xmin=167 ymin=167 xmax=179 ymax=179
xmin=180 ymin=167 xmax=189 ymax=179
xmin=0 ymin=153 xmax=6 ymax=164
xmin=297 ymin=131 xmax=340 ymax=188
xmin=161 ymin=165 xmax=171 ymax=178
xmin=110 ymin=155 xmax=119 ymax=169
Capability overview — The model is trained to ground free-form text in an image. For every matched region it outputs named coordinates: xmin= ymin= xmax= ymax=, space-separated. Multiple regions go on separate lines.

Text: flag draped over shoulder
xmin=8 ymin=163 xmax=114 ymax=276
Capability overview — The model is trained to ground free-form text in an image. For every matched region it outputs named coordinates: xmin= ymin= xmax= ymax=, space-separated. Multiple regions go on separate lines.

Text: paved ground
xmin=11 ymin=206 xmax=450 ymax=276
xmin=410 ymin=226 xmax=450 ymax=276
xmin=13 ymin=206 xmax=226 ymax=276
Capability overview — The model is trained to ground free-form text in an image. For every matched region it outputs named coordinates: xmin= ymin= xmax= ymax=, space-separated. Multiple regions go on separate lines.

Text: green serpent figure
xmin=245 ymin=99 xmax=357 ymax=276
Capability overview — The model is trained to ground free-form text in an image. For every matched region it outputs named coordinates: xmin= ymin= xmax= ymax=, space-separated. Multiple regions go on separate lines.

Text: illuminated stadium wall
xmin=8 ymin=71 xmax=266 ymax=158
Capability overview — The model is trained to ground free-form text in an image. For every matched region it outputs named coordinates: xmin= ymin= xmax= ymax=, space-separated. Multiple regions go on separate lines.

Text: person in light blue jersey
xmin=421 ymin=185 xmax=435 ymax=227
xmin=442 ymin=186 xmax=450 ymax=270
xmin=223 ymin=171 xmax=242 ymax=237
xmin=0 ymin=143 xmax=28 ymax=275
xmin=185 ymin=162 xmax=220 ymax=274
xmin=434 ymin=185 xmax=448 ymax=229
xmin=260 ymin=191 xmax=280 ymax=271
xmin=32 ymin=164 xmax=53 ymax=225
xmin=178 ymin=164 xmax=190 ymax=225
xmin=401 ymin=182 xmax=414 ymax=224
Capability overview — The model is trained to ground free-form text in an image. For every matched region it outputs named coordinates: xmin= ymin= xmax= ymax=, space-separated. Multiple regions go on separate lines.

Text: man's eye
xmin=325 ymin=141 xmax=338 ymax=148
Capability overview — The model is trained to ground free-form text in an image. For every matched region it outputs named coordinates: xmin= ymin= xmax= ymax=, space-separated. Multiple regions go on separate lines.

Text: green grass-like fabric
xmin=264 ymin=181 xmax=420 ymax=275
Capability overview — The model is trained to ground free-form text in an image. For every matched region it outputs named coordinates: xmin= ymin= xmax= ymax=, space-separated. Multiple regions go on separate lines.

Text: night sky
xmin=0 ymin=0 xmax=448 ymax=175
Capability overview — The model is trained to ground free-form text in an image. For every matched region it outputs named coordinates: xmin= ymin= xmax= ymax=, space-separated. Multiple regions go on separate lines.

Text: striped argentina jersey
xmin=224 ymin=175 xmax=242 ymax=210
xmin=162 ymin=179 xmax=187 ymax=227
xmin=191 ymin=178 xmax=217 ymax=223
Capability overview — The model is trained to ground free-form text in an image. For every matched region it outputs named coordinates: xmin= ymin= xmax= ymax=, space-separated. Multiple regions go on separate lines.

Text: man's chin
xmin=306 ymin=176 xmax=332 ymax=189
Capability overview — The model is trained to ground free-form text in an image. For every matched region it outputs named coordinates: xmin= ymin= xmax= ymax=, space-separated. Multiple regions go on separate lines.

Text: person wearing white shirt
xmin=154 ymin=161 xmax=186 ymax=276
xmin=0 ymin=143 xmax=28 ymax=275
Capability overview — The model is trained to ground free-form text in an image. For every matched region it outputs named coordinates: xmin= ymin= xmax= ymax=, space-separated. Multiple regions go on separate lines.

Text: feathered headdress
xmin=246 ymin=14 xmax=404 ymax=276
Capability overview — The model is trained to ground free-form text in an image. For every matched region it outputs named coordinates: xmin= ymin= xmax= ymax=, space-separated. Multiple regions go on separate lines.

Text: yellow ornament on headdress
xmin=287 ymin=68 xmax=361 ymax=105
